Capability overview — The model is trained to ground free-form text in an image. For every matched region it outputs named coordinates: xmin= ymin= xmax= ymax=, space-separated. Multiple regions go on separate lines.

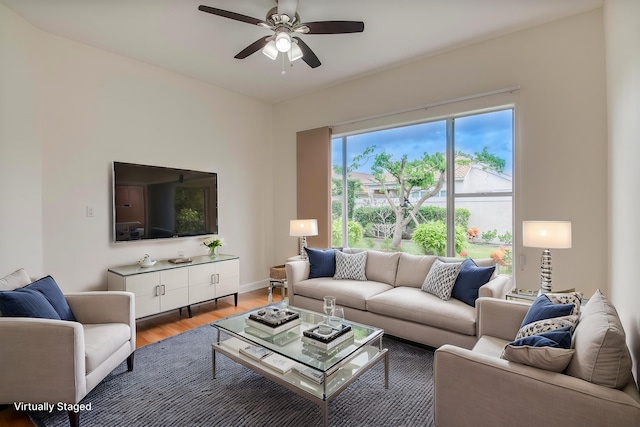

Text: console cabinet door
xmin=159 ymin=268 xmax=189 ymax=312
xmin=188 ymin=263 xmax=217 ymax=305
xmin=126 ymin=272 xmax=161 ymax=318
xmin=215 ymin=259 xmax=239 ymax=298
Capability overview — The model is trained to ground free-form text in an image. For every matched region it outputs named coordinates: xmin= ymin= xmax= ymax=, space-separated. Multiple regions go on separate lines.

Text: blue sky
xmin=332 ymin=109 xmax=513 ymax=175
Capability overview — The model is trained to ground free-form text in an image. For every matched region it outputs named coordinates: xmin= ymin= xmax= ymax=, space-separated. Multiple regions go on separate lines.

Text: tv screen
xmin=113 ymin=162 xmax=218 ymax=242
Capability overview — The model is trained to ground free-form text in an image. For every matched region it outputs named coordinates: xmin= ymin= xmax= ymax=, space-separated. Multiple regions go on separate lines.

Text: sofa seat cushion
xmin=83 ymin=323 xmax=131 ymax=374
xmin=294 ymin=278 xmax=392 ymax=311
xmin=366 ymin=287 xmax=476 ymax=336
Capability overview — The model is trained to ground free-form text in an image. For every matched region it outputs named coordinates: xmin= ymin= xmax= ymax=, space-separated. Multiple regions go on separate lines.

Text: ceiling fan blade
xmin=234 ymin=38 xmax=270 ymax=59
xmin=303 ymin=21 xmax=364 ymax=34
xmin=292 ymin=37 xmax=321 ymax=68
xmin=198 ymin=5 xmax=264 ymax=26
xmin=277 ymin=0 xmax=298 ymax=18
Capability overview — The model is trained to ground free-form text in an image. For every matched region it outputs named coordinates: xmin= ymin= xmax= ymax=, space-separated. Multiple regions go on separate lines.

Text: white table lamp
xmin=290 ymin=219 xmax=318 ymax=259
xmin=522 ymin=221 xmax=572 ymax=293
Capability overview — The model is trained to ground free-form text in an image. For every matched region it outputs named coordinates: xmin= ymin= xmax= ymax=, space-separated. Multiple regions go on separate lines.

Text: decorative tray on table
xmin=303 ymin=323 xmax=352 ymax=343
xmin=302 ymin=324 xmax=354 ymax=351
xmin=245 ymin=308 xmax=301 ymax=335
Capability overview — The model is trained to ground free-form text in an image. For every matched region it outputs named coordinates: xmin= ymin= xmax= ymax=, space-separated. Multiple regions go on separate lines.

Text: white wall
xmin=0 ymin=3 xmax=275 ymax=292
xmin=0 ymin=6 xmax=44 ymax=278
xmin=605 ymin=0 xmax=640 ymax=383
xmin=273 ymin=10 xmax=608 ymax=298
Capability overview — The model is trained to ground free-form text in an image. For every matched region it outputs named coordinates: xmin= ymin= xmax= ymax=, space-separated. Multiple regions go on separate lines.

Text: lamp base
xmin=299 ymin=236 xmax=308 ymax=259
xmin=540 ymin=248 xmax=553 ymax=293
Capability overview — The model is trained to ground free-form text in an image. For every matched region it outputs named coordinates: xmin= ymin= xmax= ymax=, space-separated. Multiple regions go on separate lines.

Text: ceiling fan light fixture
xmin=288 ymin=42 xmax=303 ymax=62
xmin=262 ymin=40 xmax=279 ymax=60
xmin=275 ymin=31 xmax=292 ymax=53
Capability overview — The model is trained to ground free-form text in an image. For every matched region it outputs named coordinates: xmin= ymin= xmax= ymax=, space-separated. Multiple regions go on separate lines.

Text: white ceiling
xmin=1 ymin=0 xmax=603 ymax=103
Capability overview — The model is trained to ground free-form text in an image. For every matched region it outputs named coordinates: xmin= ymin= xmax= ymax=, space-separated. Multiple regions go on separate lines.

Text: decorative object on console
xmin=522 ymin=220 xmax=572 ymax=293
xmin=138 ymin=254 xmax=156 ymax=267
xmin=203 ymin=237 xmax=224 ymax=257
xmin=290 ymin=219 xmax=318 ymax=259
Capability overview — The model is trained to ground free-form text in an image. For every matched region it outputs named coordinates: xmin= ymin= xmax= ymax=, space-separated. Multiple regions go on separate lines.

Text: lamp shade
xmin=522 ymin=221 xmax=572 ymax=249
xmin=288 ymin=42 xmax=303 ymax=62
xmin=290 ymin=219 xmax=318 ymax=237
xmin=262 ymin=40 xmax=278 ymax=60
xmin=275 ymin=32 xmax=292 ymax=53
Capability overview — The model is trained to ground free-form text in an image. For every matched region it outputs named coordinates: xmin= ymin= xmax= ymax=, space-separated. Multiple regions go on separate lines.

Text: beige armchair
xmin=0 ymin=291 xmax=136 ymax=427
xmin=434 ymin=297 xmax=640 ymax=427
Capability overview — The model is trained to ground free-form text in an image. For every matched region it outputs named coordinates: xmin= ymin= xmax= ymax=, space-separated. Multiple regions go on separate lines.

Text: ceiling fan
xmin=198 ymin=0 xmax=364 ymax=69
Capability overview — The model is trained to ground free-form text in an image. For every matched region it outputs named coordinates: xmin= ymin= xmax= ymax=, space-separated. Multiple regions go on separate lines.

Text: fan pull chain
xmin=281 ymin=53 xmax=286 ymax=75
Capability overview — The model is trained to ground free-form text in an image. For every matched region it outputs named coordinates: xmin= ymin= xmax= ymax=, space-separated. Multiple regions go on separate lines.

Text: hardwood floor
xmin=0 ymin=288 xmax=272 ymax=427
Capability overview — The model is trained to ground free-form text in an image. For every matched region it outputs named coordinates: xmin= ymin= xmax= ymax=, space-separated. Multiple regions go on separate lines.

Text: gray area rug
xmin=29 ymin=324 xmax=434 ymax=427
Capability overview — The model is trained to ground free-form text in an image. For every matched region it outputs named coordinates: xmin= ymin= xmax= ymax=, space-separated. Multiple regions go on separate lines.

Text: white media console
xmin=107 ymin=254 xmax=239 ymax=319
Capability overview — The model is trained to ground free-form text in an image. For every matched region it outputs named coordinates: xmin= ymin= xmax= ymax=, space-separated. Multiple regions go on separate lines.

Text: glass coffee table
xmin=211 ymin=304 xmax=388 ymax=427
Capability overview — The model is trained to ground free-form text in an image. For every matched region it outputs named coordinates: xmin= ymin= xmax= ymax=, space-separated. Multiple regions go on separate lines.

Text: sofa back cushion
xmin=0 ymin=268 xmax=31 ymax=291
xmin=365 ymin=251 xmax=401 ymax=286
xmin=565 ymin=290 xmax=632 ymax=389
xmin=395 ymin=253 xmax=438 ymax=288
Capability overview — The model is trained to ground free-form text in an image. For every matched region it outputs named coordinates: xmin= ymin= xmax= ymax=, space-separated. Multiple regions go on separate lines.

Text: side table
xmin=268 ymin=265 xmax=287 ymax=303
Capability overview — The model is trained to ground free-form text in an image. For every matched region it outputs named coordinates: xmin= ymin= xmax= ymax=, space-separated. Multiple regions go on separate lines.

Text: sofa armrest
xmin=0 ymin=317 xmax=86 ymax=403
xmin=285 ymin=261 xmax=310 ymax=305
xmin=66 ymin=291 xmax=136 ymax=348
xmin=66 ymin=291 xmax=135 ymax=325
xmin=434 ymin=344 xmax=640 ymax=427
xmin=476 ymin=297 xmax=529 ymax=341
xmin=478 ymin=274 xmax=513 ymax=299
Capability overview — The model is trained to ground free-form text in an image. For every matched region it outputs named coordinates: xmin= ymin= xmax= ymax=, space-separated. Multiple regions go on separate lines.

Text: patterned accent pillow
xmin=546 ymin=292 xmax=583 ymax=316
xmin=333 ymin=251 xmax=368 ymax=281
xmin=421 ymin=260 xmax=462 ymax=300
xmin=515 ymin=315 xmax=579 ymax=340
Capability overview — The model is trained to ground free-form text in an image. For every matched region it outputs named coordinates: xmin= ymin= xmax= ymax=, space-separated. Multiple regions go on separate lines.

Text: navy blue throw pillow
xmin=23 ymin=276 xmax=76 ymax=321
xmin=451 ymin=258 xmax=496 ymax=307
xmin=305 ymin=248 xmax=336 ymax=278
xmin=509 ymin=326 xmax=573 ymax=349
xmin=0 ymin=288 xmax=61 ymax=319
xmin=520 ymin=294 xmax=574 ymax=328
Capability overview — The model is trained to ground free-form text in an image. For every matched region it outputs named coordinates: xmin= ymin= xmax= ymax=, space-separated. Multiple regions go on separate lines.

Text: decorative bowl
xmin=138 ymin=260 xmax=157 ymax=268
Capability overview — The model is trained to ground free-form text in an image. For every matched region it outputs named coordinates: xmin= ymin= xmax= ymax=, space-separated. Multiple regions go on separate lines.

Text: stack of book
xmin=245 ymin=308 xmax=301 ymax=335
xmin=239 ymin=344 xmax=296 ymax=374
xmin=302 ymin=324 xmax=354 ymax=351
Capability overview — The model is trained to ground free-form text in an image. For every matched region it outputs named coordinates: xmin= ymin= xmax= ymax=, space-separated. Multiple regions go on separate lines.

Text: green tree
xmin=332 ymin=219 xmax=363 ymax=247
xmin=349 ymin=145 xmax=504 ymax=248
xmin=412 ymin=222 xmax=467 ymax=256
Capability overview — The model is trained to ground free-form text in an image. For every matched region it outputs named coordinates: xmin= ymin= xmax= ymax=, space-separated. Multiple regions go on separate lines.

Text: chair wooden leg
xmin=68 ymin=410 xmax=80 ymax=427
xmin=127 ymin=352 xmax=135 ymax=371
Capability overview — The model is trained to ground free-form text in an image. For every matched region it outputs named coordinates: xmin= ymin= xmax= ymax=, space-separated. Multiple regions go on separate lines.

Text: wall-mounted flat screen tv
xmin=113 ymin=162 xmax=218 ymax=242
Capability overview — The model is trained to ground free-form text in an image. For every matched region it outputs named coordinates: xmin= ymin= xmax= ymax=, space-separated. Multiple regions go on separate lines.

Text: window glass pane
xmin=332 ymin=108 xmax=513 ymax=264
xmin=454 ymin=110 xmax=513 ymax=274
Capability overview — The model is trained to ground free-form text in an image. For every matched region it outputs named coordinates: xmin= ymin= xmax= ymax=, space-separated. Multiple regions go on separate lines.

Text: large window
xmin=331 ymin=108 xmax=513 ymax=274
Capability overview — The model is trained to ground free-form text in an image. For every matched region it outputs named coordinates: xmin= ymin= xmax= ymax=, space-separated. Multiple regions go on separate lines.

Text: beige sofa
xmin=0 ymin=269 xmax=136 ymax=427
xmin=286 ymin=249 xmax=513 ymax=349
xmin=434 ymin=295 xmax=640 ymax=427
